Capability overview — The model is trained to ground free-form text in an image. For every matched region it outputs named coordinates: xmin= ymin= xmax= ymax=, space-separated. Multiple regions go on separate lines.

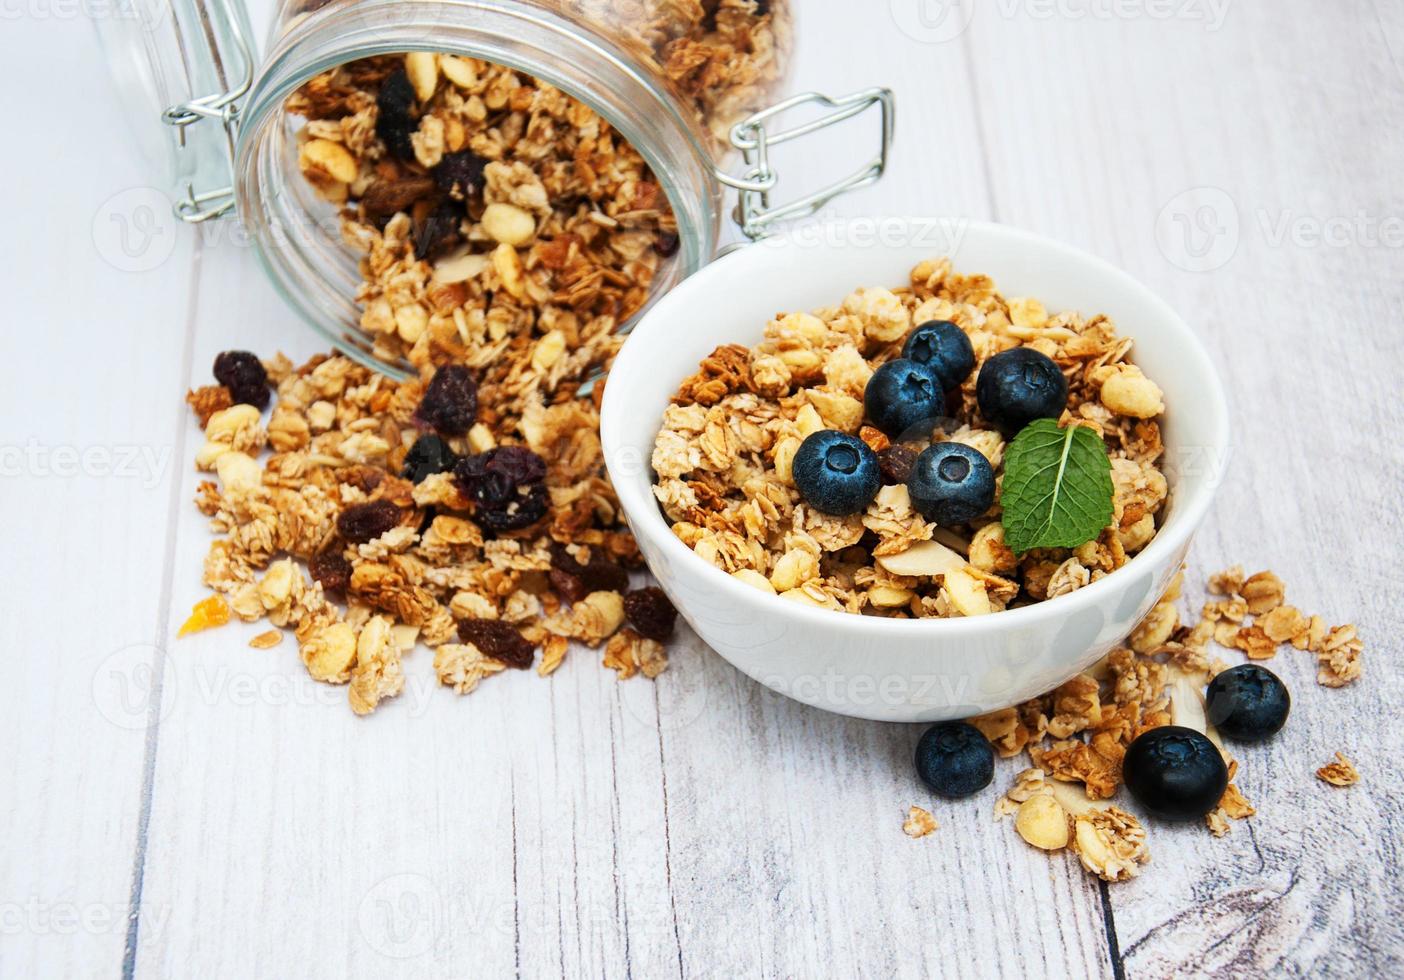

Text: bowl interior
xmin=601 ymin=221 xmax=1229 ymax=633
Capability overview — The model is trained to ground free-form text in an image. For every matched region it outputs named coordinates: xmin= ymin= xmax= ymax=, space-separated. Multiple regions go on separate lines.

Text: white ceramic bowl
xmin=601 ymin=222 xmax=1229 ymax=722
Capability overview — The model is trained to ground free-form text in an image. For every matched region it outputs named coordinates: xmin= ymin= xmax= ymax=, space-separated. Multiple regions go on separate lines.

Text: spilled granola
xmin=651 ymin=258 xmax=1170 ymax=616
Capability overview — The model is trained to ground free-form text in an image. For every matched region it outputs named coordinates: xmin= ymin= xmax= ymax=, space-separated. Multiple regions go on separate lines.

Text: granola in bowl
xmin=649 ymin=257 xmax=1171 ymax=618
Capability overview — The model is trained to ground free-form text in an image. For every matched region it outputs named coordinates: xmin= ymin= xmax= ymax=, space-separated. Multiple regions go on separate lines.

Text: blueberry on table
xmin=1205 ymin=664 xmax=1291 ymax=742
xmin=864 ymin=358 xmax=949 ymax=438
xmin=792 ymin=430 xmax=881 ymax=516
xmin=903 ymin=320 xmax=976 ymax=391
xmin=401 ymin=434 xmax=459 ymax=484
xmin=1122 ymin=725 xmax=1228 ymax=820
xmin=907 ymin=443 xmax=995 ymax=526
xmin=975 ymin=347 xmax=1068 ymax=432
xmin=915 ymin=722 xmax=995 ymax=798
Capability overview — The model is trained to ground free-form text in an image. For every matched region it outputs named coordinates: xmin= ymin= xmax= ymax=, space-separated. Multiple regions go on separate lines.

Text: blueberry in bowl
xmin=907 ymin=443 xmax=995 ymax=526
xmin=902 ymin=319 xmax=975 ymax=391
xmin=792 ymin=430 xmax=880 ymax=516
xmin=864 ymin=358 xmax=948 ymax=439
xmin=975 ymin=347 xmax=1068 ymax=432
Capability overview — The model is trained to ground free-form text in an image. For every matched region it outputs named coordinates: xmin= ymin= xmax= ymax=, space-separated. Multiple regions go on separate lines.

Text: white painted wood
xmin=4 ymin=0 xmax=1401 ymax=977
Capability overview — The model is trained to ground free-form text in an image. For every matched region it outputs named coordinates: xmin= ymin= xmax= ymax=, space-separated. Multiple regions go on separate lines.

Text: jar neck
xmin=234 ymin=0 xmax=721 ymax=375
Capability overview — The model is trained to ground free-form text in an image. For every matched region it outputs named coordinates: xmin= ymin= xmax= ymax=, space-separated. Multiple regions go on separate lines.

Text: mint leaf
xmin=1000 ymin=419 xmax=1114 ymax=554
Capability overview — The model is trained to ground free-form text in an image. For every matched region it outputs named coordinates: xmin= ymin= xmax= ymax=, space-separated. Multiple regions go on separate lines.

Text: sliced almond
xmin=298 ymin=138 xmax=357 ymax=185
xmin=1015 ymin=794 xmax=1069 ymax=850
xmin=944 ymin=565 xmax=992 ymax=616
xmin=481 ymin=202 xmax=537 ymax=246
xmin=875 ymin=539 xmax=966 ymax=579
xmin=404 ymin=52 xmax=439 ymax=102
xmin=432 ymin=248 xmax=488 ymax=285
xmin=440 ymin=55 xmax=477 ymax=89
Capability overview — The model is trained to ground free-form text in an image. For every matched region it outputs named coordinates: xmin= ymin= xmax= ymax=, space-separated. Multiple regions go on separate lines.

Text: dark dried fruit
xmin=337 ymin=499 xmax=403 ymax=543
xmin=548 ymin=567 xmax=588 ymax=605
xmin=474 ymin=482 xmax=549 ymax=533
xmin=414 ymin=365 xmax=478 ymax=435
xmin=654 ymin=231 xmax=680 ymax=258
xmin=412 ymin=199 xmax=463 ymax=261
xmin=623 ymin=587 xmax=677 ymax=641
xmin=375 ymin=69 xmax=418 ymax=161
xmin=360 ymin=175 xmax=436 ymax=217
xmin=455 ymin=446 xmax=547 ymax=507
xmin=401 ymin=434 xmax=458 ymax=484
xmin=550 ymin=543 xmax=629 ymax=593
xmin=212 ymin=350 xmax=269 ymax=410
xmin=457 ymin=618 xmax=535 ymax=669
xmin=877 ymin=444 xmax=917 ymax=486
xmin=308 ymin=551 xmax=353 ymax=596
xmin=433 ymin=150 xmax=488 ymax=198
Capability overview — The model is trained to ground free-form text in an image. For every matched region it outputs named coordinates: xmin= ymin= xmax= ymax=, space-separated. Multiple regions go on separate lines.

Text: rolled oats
xmin=1316 ymin=752 xmax=1360 ymax=787
xmin=902 ymin=805 xmax=939 ymax=839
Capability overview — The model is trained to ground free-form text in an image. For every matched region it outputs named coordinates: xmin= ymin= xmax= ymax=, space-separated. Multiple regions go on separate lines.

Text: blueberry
xmin=907 ymin=443 xmax=995 ymax=526
xmin=864 ymin=358 xmax=948 ymax=438
xmin=903 ymin=320 xmax=975 ymax=391
xmin=1205 ymin=664 xmax=1291 ymax=742
xmin=401 ymin=435 xmax=458 ymax=484
xmin=1123 ymin=726 xmax=1228 ymax=820
xmin=975 ymin=347 xmax=1068 ymax=432
xmin=791 ymin=430 xmax=881 ymax=516
xmin=915 ymin=722 xmax=994 ymax=799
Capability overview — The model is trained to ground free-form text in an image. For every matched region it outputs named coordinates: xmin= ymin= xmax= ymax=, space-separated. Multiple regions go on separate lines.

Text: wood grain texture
xmin=4 ymin=0 xmax=1402 ymax=977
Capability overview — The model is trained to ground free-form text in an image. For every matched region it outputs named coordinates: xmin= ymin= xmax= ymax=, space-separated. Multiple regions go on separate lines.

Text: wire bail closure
xmin=717 ymin=87 xmax=895 ymax=241
xmin=159 ymin=0 xmax=254 ymax=223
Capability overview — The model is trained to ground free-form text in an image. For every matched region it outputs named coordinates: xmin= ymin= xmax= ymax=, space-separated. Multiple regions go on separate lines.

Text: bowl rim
xmin=601 ymin=219 xmax=1230 ymax=639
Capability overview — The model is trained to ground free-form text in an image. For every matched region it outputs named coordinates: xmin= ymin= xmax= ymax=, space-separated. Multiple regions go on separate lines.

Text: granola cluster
xmin=286 ymin=0 xmax=785 ymax=382
xmin=651 ymin=258 xmax=1170 ymax=616
xmin=974 ymin=564 xmax=1363 ymax=879
xmin=186 ymin=352 xmax=669 ymax=715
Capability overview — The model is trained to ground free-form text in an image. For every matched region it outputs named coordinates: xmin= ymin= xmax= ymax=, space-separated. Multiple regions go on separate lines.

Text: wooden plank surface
xmin=4 ymin=0 xmax=1402 ymax=977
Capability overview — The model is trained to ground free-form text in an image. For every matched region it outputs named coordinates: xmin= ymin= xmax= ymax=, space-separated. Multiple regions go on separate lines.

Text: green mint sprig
xmin=1000 ymin=419 xmax=1114 ymax=554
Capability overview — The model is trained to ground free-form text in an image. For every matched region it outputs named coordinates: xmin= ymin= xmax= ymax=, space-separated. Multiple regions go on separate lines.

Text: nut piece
xmin=875 ymin=540 xmax=967 ymax=579
xmin=943 ymin=566 xmax=992 ymax=616
xmin=440 ymin=55 xmax=476 ymax=88
xmin=404 ymin=52 xmax=439 ymax=102
xmin=299 ymin=138 xmax=358 ymax=185
xmin=302 ymin=622 xmax=357 ymax=683
xmin=1099 ymin=365 xmax=1165 ymax=419
xmin=532 ymin=329 xmax=566 ymax=371
xmin=731 ymin=569 xmax=776 ymax=593
xmin=215 ymin=451 xmax=262 ymax=494
xmin=1015 ymin=794 xmax=1070 ymax=850
xmin=481 ymin=202 xmax=537 ymax=246
xmin=492 ymin=242 xmax=526 ymax=298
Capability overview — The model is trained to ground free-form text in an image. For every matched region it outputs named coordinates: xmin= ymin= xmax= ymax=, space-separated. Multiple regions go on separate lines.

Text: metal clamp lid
xmin=717 ymin=87 xmax=895 ymax=241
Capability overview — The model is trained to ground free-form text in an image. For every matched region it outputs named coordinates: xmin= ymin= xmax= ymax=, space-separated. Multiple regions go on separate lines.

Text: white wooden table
xmin=4 ymin=1 xmax=1403 ymax=976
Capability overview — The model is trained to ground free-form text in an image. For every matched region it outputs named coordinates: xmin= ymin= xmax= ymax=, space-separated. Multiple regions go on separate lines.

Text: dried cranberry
xmin=623 ymin=587 xmax=677 ymax=641
xmin=375 ymin=69 xmax=418 ymax=161
xmin=877 ymin=444 xmax=917 ymax=486
xmin=212 ymin=350 xmax=269 ymax=410
xmin=401 ymin=434 xmax=458 ymax=484
xmin=414 ymin=365 xmax=478 ymax=435
xmin=549 ymin=567 xmax=588 ymax=605
xmin=337 ymin=499 xmax=403 ymax=543
xmin=309 ymin=551 xmax=352 ymax=596
xmin=474 ymin=482 xmax=549 ymax=533
xmin=412 ymin=200 xmax=463 ymax=261
xmin=432 ymin=150 xmax=488 ymax=198
xmin=457 ymin=618 xmax=535 ymax=669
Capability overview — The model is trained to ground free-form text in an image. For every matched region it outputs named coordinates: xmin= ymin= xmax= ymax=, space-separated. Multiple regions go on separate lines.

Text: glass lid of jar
xmin=94 ymin=0 xmax=256 ymax=223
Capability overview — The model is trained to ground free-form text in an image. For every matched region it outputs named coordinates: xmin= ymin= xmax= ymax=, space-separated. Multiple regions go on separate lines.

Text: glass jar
xmin=101 ymin=0 xmax=893 ymax=377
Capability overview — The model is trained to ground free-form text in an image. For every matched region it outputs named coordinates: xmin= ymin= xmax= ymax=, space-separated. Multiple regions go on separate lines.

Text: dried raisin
xmin=414 ymin=365 xmax=478 ymax=435
xmin=548 ymin=567 xmax=588 ymax=605
xmin=337 ymin=499 xmax=403 ymax=543
xmin=309 ymin=551 xmax=353 ymax=596
xmin=623 ymin=587 xmax=677 ymax=641
xmin=474 ymin=482 xmax=549 ymax=533
xmin=402 ymin=434 xmax=458 ymax=484
xmin=375 ymin=69 xmax=418 ymax=161
xmin=412 ymin=199 xmax=462 ymax=261
xmin=457 ymin=618 xmax=535 ymax=669
xmin=877 ymin=444 xmax=917 ymax=486
xmin=212 ymin=350 xmax=269 ymax=410
xmin=550 ymin=542 xmax=628 ymax=593
xmin=455 ymin=446 xmax=547 ymax=507
xmin=433 ymin=150 xmax=488 ymax=198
